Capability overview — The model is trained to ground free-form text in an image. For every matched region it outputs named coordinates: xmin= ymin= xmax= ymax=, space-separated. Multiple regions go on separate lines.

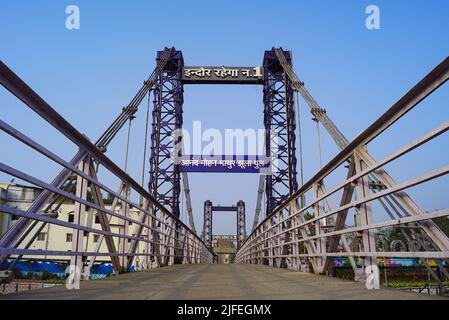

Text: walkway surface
xmin=1 ymin=264 xmax=446 ymax=300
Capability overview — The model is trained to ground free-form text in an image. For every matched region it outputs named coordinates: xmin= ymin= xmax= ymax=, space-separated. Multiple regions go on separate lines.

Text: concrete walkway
xmin=1 ymin=264 xmax=446 ymax=300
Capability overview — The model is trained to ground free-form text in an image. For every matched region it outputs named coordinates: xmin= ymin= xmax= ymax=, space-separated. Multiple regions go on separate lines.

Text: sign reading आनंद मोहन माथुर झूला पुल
xmin=178 ymin=155 xmax=270 ymax=173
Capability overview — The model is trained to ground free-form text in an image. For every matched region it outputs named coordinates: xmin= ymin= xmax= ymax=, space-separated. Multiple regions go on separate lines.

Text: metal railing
xmin=334 ymin=265 xmax=449 ymax=295
xmin=235 ymin=55 xmax=449 ymax=291
xmin=0 ymin=60 xmax=214 ymax=285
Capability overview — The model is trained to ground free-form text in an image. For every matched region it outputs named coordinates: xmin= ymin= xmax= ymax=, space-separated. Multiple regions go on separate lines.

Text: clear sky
xmin=1 ymin=0 xmax=448 ymax=235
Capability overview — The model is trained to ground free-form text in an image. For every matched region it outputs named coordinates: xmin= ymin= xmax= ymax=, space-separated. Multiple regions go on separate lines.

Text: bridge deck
xmin=1 ymin=264 xmax=445 ymax=300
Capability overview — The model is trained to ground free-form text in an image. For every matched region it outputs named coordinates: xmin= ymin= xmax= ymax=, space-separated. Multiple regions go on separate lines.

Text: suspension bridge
xmin=0 ymin=47 xmax=448 ymax=300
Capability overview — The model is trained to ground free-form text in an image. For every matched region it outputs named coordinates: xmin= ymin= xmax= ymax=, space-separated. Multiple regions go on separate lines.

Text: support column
xmin=203 ymin=200 xmax=213 ymax=249
xmin=148 ymin=50 xmax=184 ymax=218
xmin=313 ymin=183 xmax=326 ymax=273
xmin=237 ymin=200 xmax=246 ymax=249
xmin=263 ymin=49 xmax=298 ymax=215
xmin=354 ymin=152 xmax=378 ymax=280
xmin=118 ymin=184 xmax=131 ymax=271
xmin=69 ymin=157 xmax=90 ymax=283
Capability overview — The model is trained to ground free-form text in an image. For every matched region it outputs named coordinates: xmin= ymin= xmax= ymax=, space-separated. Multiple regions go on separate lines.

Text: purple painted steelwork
xmin=236 ymin=200 xmax=246 ymax=248
xmin=148 ymin=50 xmax=184 ymax=217
xmin=203 ymin=200 xmax=213 ymax=248
xmin=263 ymin=49 xmax=298 ymax=215
xmin=202 ymin=201 xmax=246 ymax=249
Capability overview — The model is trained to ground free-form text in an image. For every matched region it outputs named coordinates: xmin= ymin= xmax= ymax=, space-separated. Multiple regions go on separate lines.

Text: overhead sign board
xmin=181 ymin=66 xmax=264 ymax=84
xmin=178 ymin=155 xmax=269 ymax=173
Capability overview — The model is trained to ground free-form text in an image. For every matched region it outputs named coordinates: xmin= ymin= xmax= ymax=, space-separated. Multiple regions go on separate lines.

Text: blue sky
xmin=1 ymin=0 xmax=448 ymax=234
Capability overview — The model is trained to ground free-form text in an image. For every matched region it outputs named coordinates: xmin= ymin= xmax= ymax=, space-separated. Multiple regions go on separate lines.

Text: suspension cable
xmin=295 ymin=91 xmax=304 ymax=187
xmin=274 ymin=48 xmax=349 ymax=149
xmin=124 ymin=117 xmax=134 ymax=173
xmin=96 ymin=47 xmax=174 ymax=150
xmin=313 ymin=116 xmax=323 ymax=169
xmin=140 ymin=90 xmax=152 ymax=205
xmin=295 ymin=91 xmax=306 ymax=208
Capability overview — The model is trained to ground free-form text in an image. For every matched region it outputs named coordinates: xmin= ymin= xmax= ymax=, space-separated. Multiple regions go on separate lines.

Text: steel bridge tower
xmin=148 ymin=48 xmax=299 ymax=219
xmin=148 ymin=50 xmax=184 ymax=217
xmin=203 ymin=201 xmax=246 ymax=249
xmin=263 ymin=49 xmax=298 ymax=215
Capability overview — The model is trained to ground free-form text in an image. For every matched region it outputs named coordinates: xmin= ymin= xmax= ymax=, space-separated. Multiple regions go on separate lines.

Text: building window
xmin=95 ymin=215 xmax=100 ymax=224
xmin=37 ymin=232 xmax=46 ymax=241
xmin=93 ymin=234 xmax=100 ymax=243
xmin=68 ymin=214 xmax=74 ymax=223
xmin=66 ymin=233 xmax=73 ymax=242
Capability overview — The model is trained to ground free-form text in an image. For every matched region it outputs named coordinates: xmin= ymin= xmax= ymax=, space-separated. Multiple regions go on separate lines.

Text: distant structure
xmin=212 ymin=235 xmax=237 ymax=264
xmin=202 ymin=200 xmax=246 ymax=249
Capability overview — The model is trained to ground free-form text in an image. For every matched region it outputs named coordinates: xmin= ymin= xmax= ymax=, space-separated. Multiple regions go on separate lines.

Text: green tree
xmin=434 ymin=217 xmax=449 ymax=237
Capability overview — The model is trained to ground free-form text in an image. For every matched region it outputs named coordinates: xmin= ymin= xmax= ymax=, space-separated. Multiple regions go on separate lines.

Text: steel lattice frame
xmin=202 ymin=201 xmax=246 ymax=249
xmin=203 ymin=200 xmax=213 ymax=248
xmin=148 ymin=50 xmax=184 ymax=217
xmin=236 ymin=200 xmax=246 ymax=249
xmin=263 ymin=49 xmax=298 ymax=215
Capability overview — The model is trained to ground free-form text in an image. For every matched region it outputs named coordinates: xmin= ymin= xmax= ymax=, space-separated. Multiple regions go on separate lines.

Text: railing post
xmin=150 ymin=209 xmax=161 ymax=268
xmin=69 ymin=156 xmax=90 ymax=283
xmin=188 ymin=232 xmax=194 ymax=264
xmin=196 ymin=241 xmax=200 ymax=264
xmin=260 ymin=226 xmax=263 ymax=264
xmin=187 ymin=232 xmax=192 ymax=264
xmin=118 ymin=184 xmax=131 ymax=272
xmin=144 ymin=204 xmax=150 ymax=269
xmin=267 ymin=218 xmax=274 ymax=267
xmin=276 ymin=212 xmax=282 ymax=268
xmin=313 ymin=183 xmax=327 ymax=273
xmin=354 ymin=152 xmax=378 ymax=280
xmin=289 ymin=199 xmax=299 ymax=271
xmin=168 ymin=218 xmax=175 ymax=266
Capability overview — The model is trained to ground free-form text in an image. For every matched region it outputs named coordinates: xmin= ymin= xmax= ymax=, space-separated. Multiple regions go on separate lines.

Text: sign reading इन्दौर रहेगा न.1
xmin=178 ymin=155 xmax=270 ymax=173
xmin=181 ymin=66 xmax=264 ymax=84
